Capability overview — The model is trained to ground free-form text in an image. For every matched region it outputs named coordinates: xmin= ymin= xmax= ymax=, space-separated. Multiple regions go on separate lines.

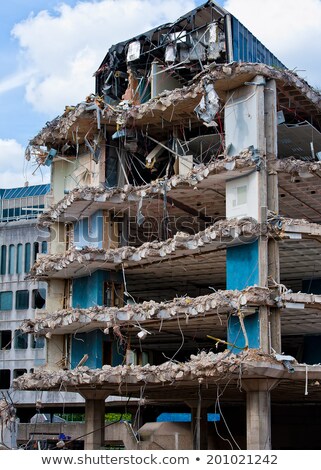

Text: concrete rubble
xmin=38 ymin=150 xmax=256 ymax=226
xmin=29 ymin=217 xmax=264 ymax=277
xmin=29 ymin=215 xmax=321 ymax=278
xmin=29 ymin=63 xmax=321 ymax=148
xmin=37 ymin=154 xmax=321 ymax=227
xmin=21 ymin=286 xmax=272 ymax=335
xmin=14 ymin=349 xmax=280 ymax=391
xmin=0 ymin=399 xmax=16 ymax=450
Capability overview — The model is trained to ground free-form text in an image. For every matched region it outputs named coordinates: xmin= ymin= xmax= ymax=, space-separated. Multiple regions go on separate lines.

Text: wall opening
xmin=13 ymin=369 xmax=27 ymax=379
xmin=0 ymin=370 xmax=10 ymax=389
xmin=33 ymin=242 xmax=39 ymax=263
xmin=32 ymin=288 xmax=46 ymax=309
xmin=0 ymin=330 xmax=12 ymax=350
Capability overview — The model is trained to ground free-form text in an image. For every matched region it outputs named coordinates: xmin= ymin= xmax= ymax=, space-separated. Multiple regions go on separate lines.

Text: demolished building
xmin=12 ymin=0 xmax=321 ymax=450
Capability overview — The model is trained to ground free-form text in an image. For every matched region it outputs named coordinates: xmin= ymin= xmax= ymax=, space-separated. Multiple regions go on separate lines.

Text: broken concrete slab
xmin=29 ymin=216 xmax=321 ymax=279
xmin=20 ymin=286 xmax=272 ymax=335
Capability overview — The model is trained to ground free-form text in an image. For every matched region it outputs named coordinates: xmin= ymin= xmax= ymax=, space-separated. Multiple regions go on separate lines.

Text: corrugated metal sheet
xmin=0 ymin=184 xmax=50 ymax=200
xmin=231 ymin=16 xmax=285 ymax=68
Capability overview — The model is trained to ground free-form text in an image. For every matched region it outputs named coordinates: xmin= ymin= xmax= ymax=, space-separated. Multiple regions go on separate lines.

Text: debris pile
xmin=29 ymin=217 xmax=263 ymax=277
xmin=30 ymin=63 xmax=321 ymax=148
xmin=14 ymin=349 xmax=279 ymax=391
xmin=38 ymin=151 xmax=256 ymax=226
xmin=21 ymin=286 xmax=272 ymax=334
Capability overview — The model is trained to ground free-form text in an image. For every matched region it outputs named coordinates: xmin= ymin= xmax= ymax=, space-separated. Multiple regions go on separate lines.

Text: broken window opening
xmin=32 ymin=288 xmax=46 ymax=309
xmin=33 ymin=242 xmax=39 ymax=263
xmin=63 ymin=280 xmax=72 ymax=310
xmin=0 ymin=370 xmax=11 ymax=389
xmin=13 ymin=369 xmax=27 ymax=379
xmin=103 ymin=281 xmax=124 ymax=308
xmin=0 ymin=330 xmax=12 ymax=350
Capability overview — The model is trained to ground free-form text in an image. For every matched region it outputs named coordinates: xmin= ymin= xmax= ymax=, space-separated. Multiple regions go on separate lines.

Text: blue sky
xmin=0 ymin=0 xmax=320 ymax=187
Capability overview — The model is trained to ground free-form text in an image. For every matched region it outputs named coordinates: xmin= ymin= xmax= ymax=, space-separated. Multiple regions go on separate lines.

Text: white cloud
xmin=0 ymin=69 xmax=33 ymax=94
xmin=224 ymin=0 xmax=321 ymax=88
xmin=10 ymin=0 xmax=196 ymax=114
xmin=0 ymin=139 xmax=50 ymax=188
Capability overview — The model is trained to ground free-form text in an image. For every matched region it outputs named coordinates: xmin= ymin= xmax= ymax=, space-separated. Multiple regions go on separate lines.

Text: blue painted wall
xmin=74 ymin=210 xmax=104 ymax=249
xmin=157 ymin=413 xmax=220 ymax=423
xmin=71 ymin=330 xmax=125 ymax=369
xmin=226 ymin=241 xmax=259 ymax=290
xmin=72 ymin=271 xmax=107 ymax=308
xmin=71 ymin=331 xmax=103 ymax=369
xmin=226 ymin=241 xmax=260 ymax=352
xmin=72 ymin=270 xmax=122 ymax=309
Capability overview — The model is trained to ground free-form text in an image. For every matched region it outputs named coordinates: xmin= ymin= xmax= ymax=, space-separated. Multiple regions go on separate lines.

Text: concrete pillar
xmin=81 ymin=391 xmax=108 ymax=450
xmin=225 ymin=75 xmax=268 ymax=352
xmin=265 ymin=79 xmax=281 ymax=354
xmin=242 ymin=379 xmax=278 ymax=450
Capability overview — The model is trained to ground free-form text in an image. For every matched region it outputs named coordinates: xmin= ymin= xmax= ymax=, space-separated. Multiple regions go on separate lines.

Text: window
xmin=0 ymin=291 xmax=13 ymax=310
xmin=16 ymin=290 xmax=29 ymax=310
xmin=32 ymin=289 xmax=46 ymax=309
xmin=16 ymin=244 xmax=23 ymax=274
xmin=14 ymin=330 xmax=28 ymax=349
xmin=13 ymin=369 xmax=27 ymax=379
xmin=0 ymin=330 xmax=11 ymax=350
xmin=31 ymin=335 xmax=45 ymax=349
xmin=0 ymin=370 xmax=10 ymax=389
xmin=24 ymin=243 xmax=31 ymax=273
xmin=33 ymin=242 xmax=39 ymax=263
xmin=103 ymin=282 xmax=124 ymax=307
xmin=8 ymin=244 xmax=15 ymax=275
xmin=0 ymin=245 xmax=7 ymax=275
xmin=41 ymin=241 xmax=48 ymax=254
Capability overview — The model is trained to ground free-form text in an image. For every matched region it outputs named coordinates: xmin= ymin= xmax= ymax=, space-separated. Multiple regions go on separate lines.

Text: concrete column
xmin=265 ymin=78 xmax=281 ymax=354
xmin=242 ymin=379 xmax=278 ymax=450
xmin=81 ymin=391 xmax=108 ymax=450
xmin=225 ymin=75 xmax=269 ymax=352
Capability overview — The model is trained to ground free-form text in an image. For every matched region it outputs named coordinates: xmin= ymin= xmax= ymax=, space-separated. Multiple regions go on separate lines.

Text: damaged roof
xmin=29 ymin=63 xmax=321 ymax=149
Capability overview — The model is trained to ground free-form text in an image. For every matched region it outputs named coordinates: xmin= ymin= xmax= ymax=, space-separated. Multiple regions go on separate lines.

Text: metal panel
xmin=231 ymin=16 xmax=285 ymax=68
